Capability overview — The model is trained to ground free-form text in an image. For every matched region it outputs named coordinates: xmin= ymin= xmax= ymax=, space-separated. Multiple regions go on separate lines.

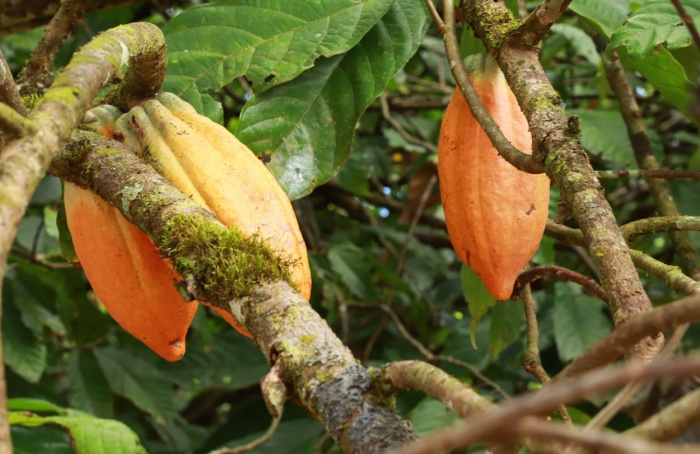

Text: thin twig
xmin=19 ymin=0 xmax=89 ymax=95
xmin=208 ymin=416 xmax=282 ymax=454
xmin=379 ymin=94 xmax=438 ymax=153
xmin=0 ymin=50 xmax=26 ymax=115
xmin=670 ymin=0 xmax=700 ymax=51
xmin=557 ymin=294 xmax=700 ymax=381
xmin=395 ymin=354 xmax=700 ymax=454
xmin=516 ymin=0 xmax=573 ymax=47
xmin=513 ymin=265 xmax=607 ymax=303
xmin=521 ymin=284 xmax=571 ymax=424
xmin=595 ymin=169 xmax=700 ymax=180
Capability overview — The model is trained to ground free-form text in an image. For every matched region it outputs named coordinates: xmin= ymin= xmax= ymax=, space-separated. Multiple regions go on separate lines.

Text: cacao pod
xmin=112 ymin=93 xmax=311 ymax=335
xmin=438 ymin=55 xmax=549 ymax=300
xmin=64 ymin=106 xmax=197 ymax=361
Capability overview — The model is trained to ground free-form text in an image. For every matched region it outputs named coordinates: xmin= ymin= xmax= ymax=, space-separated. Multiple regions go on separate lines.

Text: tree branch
xmin=51 ymin=131 xmax=417 ymax=453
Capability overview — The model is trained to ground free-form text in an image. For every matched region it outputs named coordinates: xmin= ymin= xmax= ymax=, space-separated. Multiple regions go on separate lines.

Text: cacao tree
xmin=2 ymin=0 xmax=700 ymax=453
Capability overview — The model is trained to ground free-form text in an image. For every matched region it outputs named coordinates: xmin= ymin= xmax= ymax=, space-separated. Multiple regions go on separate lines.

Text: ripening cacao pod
xmin=438 ymin=55 xmax=549 ymax=300
xmin=65 ymin=106 xmax=197 ymax=361
xmin=112 ymin=93 xmax=312 ymax=336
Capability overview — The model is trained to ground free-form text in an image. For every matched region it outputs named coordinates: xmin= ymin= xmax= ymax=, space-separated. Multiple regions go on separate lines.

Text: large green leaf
xmin=408 ymin=397 xmax=461 ymax=436
xmin=569 ymin=0 xmax=629 ymax=39
xmin=328 ymin=243 xmax=379 ymax=301
xmin=552 ymin=283 xmax=612 ymax=363
xmin=236 ymin=0 xmax=430 ymax=199
xmin=68 ymin=350 xmax=115 ymax=418
xmin=94 ymin=347 xmax=176 ymax=423
xmin=607 ymin=0 xmax=700 ymax=60
xmin=489 ymin=300 xmax=525 ymax=358
xmin=163 ymin=0 xmax=395 ymax=117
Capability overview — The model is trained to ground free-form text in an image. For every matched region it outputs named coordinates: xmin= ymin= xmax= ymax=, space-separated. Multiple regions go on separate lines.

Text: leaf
xmin=626 ymin=46 xmax=694 ymax=113
xmin=569 ymin=0 xmax=629 ymax=39
xmin=159 ymin=330 xmax=267 ymax=389
xmin=49 ymin=415 xmax=147 ymax=454
xmin=328 ymin=243 xmax=379 ymax=300
xmin=236 ymin=0 xmax=430 ymax=199
xmin=461 ymin=264 xmax=497 ymax=348
xmin=489 ymin=300 xmax=525 ymax=357
xmin=57 ymin=198 xmax=78 ymax=262
xmin=408 ymin=398 xmax=461 ymax=436
xmin=9 ymin=269 xmax=66 ymax=336
xmin=553 ymin=282 xmax=612 ymax=363
xmin=10 ymin=410 xmax=146 ymax=454
xmin=213 ymin=418 xmax=324 ymax=454
xmin=567 ymin=109 xmax=635 ymax=166
xmin=607 ymin=0 xmax=700 ymax=60
xmin=163 ymin=0 xmax=395 ymax=115
xmin=94 ymin=347 xmax=176 ymax=423
xmin=550 ymin=23 xmax=601 ymax=65
xmin=7 ymin=398 xmax=64 ymax=413
xmin=68 ymin=350 xmax=115 ymax=418
xmin=11 ymin=425 xmax=73 ymax=454
xmin=2 ymin=281 xmax=46 ymax=383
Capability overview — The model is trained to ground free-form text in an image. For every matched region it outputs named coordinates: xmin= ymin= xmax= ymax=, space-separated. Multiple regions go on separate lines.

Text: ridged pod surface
xmin=438 ymin=55 xmax=550 ymax=300
xmin=64 ymin=106 xmax=197 ymax=361
xmin=113 ymin=93 xmax=311 ymax=336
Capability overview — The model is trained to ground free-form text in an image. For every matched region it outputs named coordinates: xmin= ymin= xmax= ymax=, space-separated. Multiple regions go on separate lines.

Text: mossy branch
xmin=51 ymin=130 xmax=417 ymax=453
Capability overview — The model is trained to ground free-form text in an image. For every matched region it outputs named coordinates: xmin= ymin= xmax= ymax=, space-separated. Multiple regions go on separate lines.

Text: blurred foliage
xmin=2 ymin=0 xmax=700 ymax=452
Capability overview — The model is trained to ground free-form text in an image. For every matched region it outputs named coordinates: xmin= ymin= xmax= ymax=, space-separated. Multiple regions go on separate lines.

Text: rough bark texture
xmin=52 ymin=132 xmax=417 ymax=453
xmin=462 ymin=0 xmax=663 ymax=363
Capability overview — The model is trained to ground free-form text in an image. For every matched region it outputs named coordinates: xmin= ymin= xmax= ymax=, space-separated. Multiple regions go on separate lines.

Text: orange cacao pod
xmin=438 ymin=55 xmax=549 ymax=300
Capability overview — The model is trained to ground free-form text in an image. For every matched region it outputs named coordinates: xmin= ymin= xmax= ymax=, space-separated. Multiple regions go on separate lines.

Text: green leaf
xmin=9 ymin=270 xmax=66 ymax=336
xmin=607 ymin=0 xmax=700 ymax=60
xmin=49 ymin=415 xmax=147 ymax=454
xmin=159 ymin=330 xmax=267 ymax=389
xmin=7 ymin=398 xmax=64 ymax=413
xmin=163 ymin=0 xmax=395 ymax=115
xmin=2 ymin=282 xmax=46 ymax=383
xmin=213 ymin=418 xmax=324 ymax=454
xmin=56 ymin=198 xmax=78 ymax=262
xmin=408 ymin=398 xmax=461 ymax=436
xmin=489 ymin=300 xmax=525 ymax=358
xmin=11 ymin=424 xmax=73 ymax=454
xmin=553 ymin=282 xmax=612 ymax=363
xmin=569 ymin=0 xmax=629 ymax=39
xmin=236 ymin=0 xmax=430 ymax=199
xmin=567 ymin=109 xmax=634 ymax=166
xmin=461 ymin=264 xmax=497 ymax=348
xmin=626 ymin=46 xmax=694 ymax=113
xmin=94 ymin=347 xmax=176 ymax=423
xmin=328 ymin=243 xmax=379 ymax=300
xmin=11 ymin=410 xmax=146 ymax=454
xmin=68 ymin=350 xmax=115 ymax=418
xmin=550 ymin=23 xmax=601 ymax=65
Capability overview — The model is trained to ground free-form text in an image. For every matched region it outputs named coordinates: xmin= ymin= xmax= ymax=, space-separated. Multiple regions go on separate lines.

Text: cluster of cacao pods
xmin=65 ymin=94 xmax=311 ymax=361
xmin=438 ymin=54 xmax=549 ymax=301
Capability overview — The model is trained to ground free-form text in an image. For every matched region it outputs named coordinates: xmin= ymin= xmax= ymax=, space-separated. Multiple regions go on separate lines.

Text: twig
xmin=19 ymin=0 xmax=89 ymax=95
xmin=516 ymin=0 xmax=574 ymax=47
xmin=10 ymin=245 xmax=75 ymax=270
xmin=521 ymin=284 xmax=571 ymax=424
xmin=595 ymin=169 xmax=700 ymax=180
xmin=379 ymin=93 xmax=438 ymax=153
xmin=557 ymin=293 xmax=700 ymax=381
xmin=628 ymin=379 xmax=700 ymax=441
xmin=440 ymin=0 xmax=544 ymax=174
xmin=621 ymin=216 xmax=700 ymax=243
xmin=394 ymin=354 xmax=700 ymax=454
xmin=371 ymin=303 xmax=510 ymax=399
xmin=363 ymin=175 xmax=437 ymax=359
xmin=513 ymin=265 xmax=607 ymax=303
xmin=208 ymin=416 xmax=282 ymax=454
xmin=670 ymin=0 xmax=700 ymax=51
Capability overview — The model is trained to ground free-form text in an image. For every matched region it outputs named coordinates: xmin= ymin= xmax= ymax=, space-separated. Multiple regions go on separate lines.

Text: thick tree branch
xmin=458 ymin=0 xmax=662 ymax=362
xmin=51 ymin=131 xmax=417 ymax=454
